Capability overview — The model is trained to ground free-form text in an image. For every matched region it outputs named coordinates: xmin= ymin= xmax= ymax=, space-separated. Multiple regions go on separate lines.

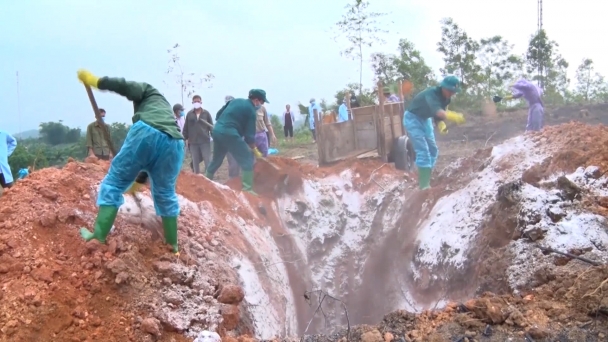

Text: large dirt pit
xmin=1 ymin=122 xmax=608 ymax=342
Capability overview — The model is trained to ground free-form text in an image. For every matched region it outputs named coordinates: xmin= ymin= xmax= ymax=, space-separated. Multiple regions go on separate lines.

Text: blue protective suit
xmin=0 ymin=130 xmax=17 ymax=185
xmin=403 ymin=111 xmax=438 ymax=169
xmin=337 ymin=103 xmax=349 ymax=122
xmin=18 ymin=168 xmax=29 ymax=180
xmin=309 ymin=102 xmax=322 ymax=129
xmin=97 ymin=121 xmax=185 ymax=217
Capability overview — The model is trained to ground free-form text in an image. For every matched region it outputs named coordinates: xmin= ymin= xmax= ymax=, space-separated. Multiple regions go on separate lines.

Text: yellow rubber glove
xmin=437 ymin=121 xmax=448 ymax=135
xmin=124 ymin=182 xmax=143 ymax=195
xmin=77 ymin=69 xmax=100 ymax=88
xmin=445 ymin=110 xmax=466 ymax=124
xmin=503 ymin=94 xmax=514 ymax=100
xmin=253 ymin=147 xmax=263 ymax=158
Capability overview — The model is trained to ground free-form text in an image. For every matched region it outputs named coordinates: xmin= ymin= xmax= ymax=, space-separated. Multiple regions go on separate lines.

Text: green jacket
xmin=97 ymin=77 xmax=183 ymax=139
xmin=213 ymin=98 xmax=256 ymax=145
xmin=85 ymin=121 xmax=112 ymax=156
xmin=406 ymin=86 xmax=451 ymax=120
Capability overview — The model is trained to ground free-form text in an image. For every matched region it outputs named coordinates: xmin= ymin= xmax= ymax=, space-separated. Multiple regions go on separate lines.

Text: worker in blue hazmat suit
xmin=76 ymin=69 xmax=185 ymax=255
xmin=403 ymin=75 xmax=466 ymax=189
xmin=0 ymin=130 xmax=17 ymax=189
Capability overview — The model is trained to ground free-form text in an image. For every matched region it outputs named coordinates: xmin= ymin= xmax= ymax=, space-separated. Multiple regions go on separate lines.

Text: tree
xmin=371 ymin=39 xmax=435 ymax=97
xmin=319 ymin=99 xmax=330 ymax=112
xmin=335 ymin=0 xmax=388 ymax=95
xmin=39 ymin=121 xmax=69 ymax=146
xmin=437 ymin=18 xmax=482 ymax=92
xmin=526 ymin=30 xmax=570 ymax=104
xmin=334 ymin=83 xmax=377 ymax=107
xmin=574 ymin=58 xmax=606 ymax=103
xmin=109 ymin=122 xmax=130 ymax=152
xmin=165 ymin=43 xmax=215 ymax=105
xmin=269 ymin=114 xmax=283 ymax=136
xmin=7 ymin=144 xmax=36 ymax=179
xmin=526 ymin=30 xmax=551 ymax=89
xmin=477 ymin=36 xmax=523 ymax=97
xmin=370 ymin=52 xmax=399 ymax=84
xmin=65 ymin=128 xmax=82 ymax=144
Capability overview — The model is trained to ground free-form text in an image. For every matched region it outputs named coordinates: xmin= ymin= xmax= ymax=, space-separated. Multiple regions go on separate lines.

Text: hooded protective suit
xmin=0 ymin=130 xmax=17 ymax=187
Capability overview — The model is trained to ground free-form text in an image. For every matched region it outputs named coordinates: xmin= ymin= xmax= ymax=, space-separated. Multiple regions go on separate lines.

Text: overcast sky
xmin=1 ymin=0 xmax=603 ymax=135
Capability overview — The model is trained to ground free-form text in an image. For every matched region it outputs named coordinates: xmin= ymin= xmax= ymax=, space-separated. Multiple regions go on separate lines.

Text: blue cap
xmin=440 ymin=75 xmax=461 ymax=93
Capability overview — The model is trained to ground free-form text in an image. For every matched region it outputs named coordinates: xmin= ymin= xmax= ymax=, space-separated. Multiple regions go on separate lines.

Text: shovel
xmin=201 ymin=120 xmax=281 ymax=171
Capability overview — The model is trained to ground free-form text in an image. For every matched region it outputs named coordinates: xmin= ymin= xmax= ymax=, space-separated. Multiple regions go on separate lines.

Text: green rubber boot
xmin=162 ymin=216 xmax=179 ymax=255
xmin=242 ymin=171 xmax=257 ymax=195
xmin=418 ymin=167 xmax=432 ymax=190
xmin=80 ymin=205 xmax=119 ymax=243
xmin=204 ymin=172 xmax=214 ymax=180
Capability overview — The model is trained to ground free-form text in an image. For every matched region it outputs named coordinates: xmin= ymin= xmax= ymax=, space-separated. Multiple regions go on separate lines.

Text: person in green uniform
xmin=403 ymin=75 xmax=465 ymax=189
xmin=77 ymin=69 xmax=185 ymax=255
xmin=204 ymin=89 xmax=269 ymax=194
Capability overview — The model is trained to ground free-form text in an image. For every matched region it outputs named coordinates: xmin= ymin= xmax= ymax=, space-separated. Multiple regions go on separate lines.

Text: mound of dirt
xmin=0 ymin=150 xmax=409 ymax=342
xmin=2 ymin=121 xmax=608 ymax=342
xmin=523 ymin=122 xmax=608 ymax=184
xmin=0 ymin=160 xmax=259 ymax=342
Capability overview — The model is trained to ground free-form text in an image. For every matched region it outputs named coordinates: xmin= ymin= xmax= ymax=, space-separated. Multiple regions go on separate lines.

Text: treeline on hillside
xmin=321 ymin=2 xmax=608 ymax=114
xmin=8 ymin=121 xmax=129 ymax=179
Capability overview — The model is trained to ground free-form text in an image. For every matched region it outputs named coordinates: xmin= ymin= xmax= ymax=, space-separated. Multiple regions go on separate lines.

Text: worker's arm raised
xmin=97 ymin=77 xmax=163 ymax=104
xmin=77 ymin=69 xmax=166 ymax=105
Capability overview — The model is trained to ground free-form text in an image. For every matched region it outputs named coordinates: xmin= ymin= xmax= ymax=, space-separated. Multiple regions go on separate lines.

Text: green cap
xmin=249 ymin=89 xmax=269 ymax=103
xmin=382 ymin=86 xmax=391 ymax=93
xmin=440 ymin=75 xmax=461 ymax=93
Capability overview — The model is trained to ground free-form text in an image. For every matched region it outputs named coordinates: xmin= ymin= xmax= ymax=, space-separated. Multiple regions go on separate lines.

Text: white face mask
xmin=193 ymin=102 xmax=202 ymax=109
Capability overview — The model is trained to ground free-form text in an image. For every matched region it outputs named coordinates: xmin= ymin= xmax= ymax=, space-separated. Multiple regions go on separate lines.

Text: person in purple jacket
xmin=495 ymin=79 xmax=544 ymax=131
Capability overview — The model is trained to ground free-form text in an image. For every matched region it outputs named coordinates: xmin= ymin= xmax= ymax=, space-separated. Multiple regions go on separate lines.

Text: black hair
xmin=99 ymin=108 xmax=106 ymax=113
xmin=192 ymin=95 xmax=201 ymax=102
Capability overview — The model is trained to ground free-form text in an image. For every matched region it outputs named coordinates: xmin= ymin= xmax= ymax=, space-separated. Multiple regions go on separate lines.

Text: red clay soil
xmin=223 ymin=156 xmax=404 ymax=197
xmin=0 ymin=153 xmax=401 ymax=342
xmin=523 ymin=122 xmax=608 ymax=184
xmin=322 ymin=264 xmax=608 ymax=342
xmin=0 ymin=160 xmax=191 ymax=342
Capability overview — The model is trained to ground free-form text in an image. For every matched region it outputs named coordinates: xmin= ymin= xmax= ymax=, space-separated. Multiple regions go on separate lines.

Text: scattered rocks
xmin=153 ymin=261 xmax=194 ymax=285
xmin=217 ymin=284 xmax=245 ymax=304
xmin=140 ymin=317 xmax=162 ymax=337
xmin=220 ymin=304 xmax=240 ymax=330
xmin=39 ymin=188 xmax=59 ymax=201
xmin=39 ymin=212 xmax=57 ymax=227
xmin=31 ymin=267 xmax=56 ymax=283
xmin=526 ymin=326 xmax=550 ymax=339
xmin=106 ymin=258 xmax=128 ymax=274
xmin=464 ymin=297 xmax=508 ymax=324
xmin=557 ymin=176 xmax=582 ymax=201
xmin=524 ymin=226 xmax=548 ymax=241
xmin=546 ymin=206 xmax=566 ymax=222
xmin=361 ymin=329 xmax=383 ymax=342
xmin=194 ymin=330 xmax=221 ymax=342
